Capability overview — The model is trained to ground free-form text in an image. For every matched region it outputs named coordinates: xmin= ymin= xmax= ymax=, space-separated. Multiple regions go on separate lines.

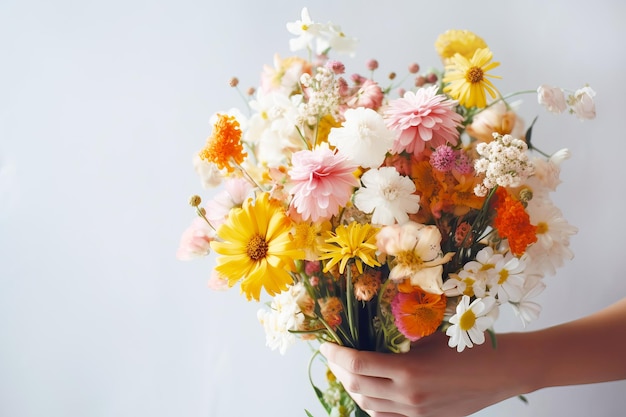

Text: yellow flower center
xmin=246 ymin=234 xmax=268 ymax=261
xmin=462 ymin=278 xmax=475 ymax=297
xmin=459 ymin=308 xmax=477 ymax=331
xmin=498 ymin=269 xmax=509 ymax=285
xmin=466 ymin=66 xmax=484 ymax=83
xmin=480 ymin=263 xmax=494 ymax=271
xmin=536 ymin=222 xmax=549 ymax=234
xmin=396 ymin=250 xmax=423 ymax=268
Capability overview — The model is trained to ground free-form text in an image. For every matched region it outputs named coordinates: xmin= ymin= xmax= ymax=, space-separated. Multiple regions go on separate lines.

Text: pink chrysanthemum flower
xmin=288 ymin=144 xmax=360 ymax=221
xmin=384 ymin=84 xmax=464 ymax=156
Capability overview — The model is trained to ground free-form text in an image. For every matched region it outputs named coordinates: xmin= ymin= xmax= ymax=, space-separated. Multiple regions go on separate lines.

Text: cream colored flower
xmin=376 ymin=222 xmax=454 ymax=294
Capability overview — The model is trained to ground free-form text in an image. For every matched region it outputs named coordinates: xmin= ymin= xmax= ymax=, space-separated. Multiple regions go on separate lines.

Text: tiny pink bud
xmin=326 ymin=60 xmax=345 ymax=75
xmin=408 ymin=63 xmax=420 ymax=74
xmin=366 ymin=59 xmax=379 ymax=71
xmin=426 ymin=73 xmax=438 ymax=84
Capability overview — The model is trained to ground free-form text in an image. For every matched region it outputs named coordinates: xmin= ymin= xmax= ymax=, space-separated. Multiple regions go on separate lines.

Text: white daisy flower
xmin=443 ymin=271 xmax=489 ymax=299
xmin=525 ymin=200 xmax=577 ymax=276
xmin=328 ymin=107 xmax=396 ymax=169
xmin=488 ymin=252 xmax=527 ymax=303
xmin=462 ymin=246 xmax=502 ymax=282
xmin=446 ymin=295 xmax=496 ymax=352
xmin=286 ymin=8 xmax=324 ymax=53
xmin=510 ymin=274 xmax=546 ymax=327
xmin=353 ymin=167 xmax=420 ymax=225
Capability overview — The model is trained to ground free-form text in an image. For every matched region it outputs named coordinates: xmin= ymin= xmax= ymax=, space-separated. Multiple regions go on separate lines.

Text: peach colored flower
xmin=466 ymin=100 xmax=525 ymax=143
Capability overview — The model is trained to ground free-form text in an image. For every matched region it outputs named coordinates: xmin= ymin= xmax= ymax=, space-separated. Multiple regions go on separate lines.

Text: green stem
xmin=233 ymin=160 xmax=267 ymax=192
xmin=345 ymin=267 xmax=359 ymax=345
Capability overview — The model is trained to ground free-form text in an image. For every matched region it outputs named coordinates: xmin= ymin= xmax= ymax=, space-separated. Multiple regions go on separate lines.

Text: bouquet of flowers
xmin=177 ymin=8 xmax=596 ymax=416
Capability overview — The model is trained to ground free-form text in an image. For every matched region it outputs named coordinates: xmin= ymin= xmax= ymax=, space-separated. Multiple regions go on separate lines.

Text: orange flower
xmin=199 ymin=114 xmax=247 ymax=172
xmin=391 ymin=285 xmax=447 ymax=341
xmin=412 ymin=160 xmax=484 ymax=222
xmin=318 ymin=296 xmax=343 ymax=329
xmin=493 ymin=187 xmax=537 ymax=255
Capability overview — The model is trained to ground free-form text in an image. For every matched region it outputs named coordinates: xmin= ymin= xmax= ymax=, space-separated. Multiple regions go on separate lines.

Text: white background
xmin=2 ymin=1 xmax=625 ymax=416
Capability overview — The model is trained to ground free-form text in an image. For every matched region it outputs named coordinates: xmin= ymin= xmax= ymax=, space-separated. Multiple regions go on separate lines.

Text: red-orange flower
xmin=493 ymin=187 xmax=537 ymax=255
xmin=199 ymin=114 xmax=247 ymax=172
xmin=391 ymin=284 xmax=447 ymax=341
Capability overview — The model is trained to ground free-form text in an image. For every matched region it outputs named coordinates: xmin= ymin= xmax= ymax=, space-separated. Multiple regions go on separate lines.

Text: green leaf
xmin=487 ymin=328 xmax=498 ymax=349
xmin=304 ymin=409 xmax=315 ymax=417
xmin=313 ymin=385 xmax=331 ymax=413
xmin=525 ymin=116 xmax=539 ymax=151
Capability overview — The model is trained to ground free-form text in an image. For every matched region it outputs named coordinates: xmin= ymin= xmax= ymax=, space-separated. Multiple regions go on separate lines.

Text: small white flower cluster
xmin=474 ymin=133 xmax=534 ymax=197
xmin=299 ymin=67 xmax=341 ymax=126
xmin=257 ymin=283 xmax=307 ymax=355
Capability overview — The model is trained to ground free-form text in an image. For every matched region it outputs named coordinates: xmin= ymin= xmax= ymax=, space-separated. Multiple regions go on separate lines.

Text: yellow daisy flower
xmin=443 ymin=48 xmax=501 ymax=109
xmin=292 ymin=220 xmax=332 ymax=261
xmin=318 ymin=222 xmax=381 ymax=275
xmin=210 ymin=192 xmax=304 ymax=301
xmin=435 ymin=29 xmax=488 ymax=62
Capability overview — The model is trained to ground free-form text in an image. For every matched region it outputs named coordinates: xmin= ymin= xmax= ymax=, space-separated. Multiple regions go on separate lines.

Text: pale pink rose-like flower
xmin=288 ymin=143 xmax=359 ymax=221
xmin=176 ymin=217 xmax=215 ymax=261
xmin=204 ymin=178 xmax=254 ymax=227
xmin=345 ymin=79 xmax=384 ymax=110
xmin=207 ymin=270 xmax=230 ymax=291
xmin=384 ymin=85 xmax=464 ymax=157
xmin=569 ymin=86 xmax=596 ymax=120
xmin=537 ymin=84 xmax=567 ymax=114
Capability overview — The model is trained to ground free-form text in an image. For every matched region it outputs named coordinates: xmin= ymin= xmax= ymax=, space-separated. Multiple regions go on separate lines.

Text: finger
xmin=326 ymin=356 xmax=393 ymax=398
xmin=350 ymin=392 xmax=413 ymax=417
xmin=320 ymin=342 xmax=400 ymax=378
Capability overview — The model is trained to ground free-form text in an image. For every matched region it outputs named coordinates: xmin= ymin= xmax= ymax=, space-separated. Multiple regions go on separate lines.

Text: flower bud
xmin=188 ymin=195 xmax=202 ymax=207
xmin=366 ymin=59 xmax=379 ymax=71
xmin=228 ymin=77 xmax=239 ymax=87
xmin=408 ymin=62 xmax=420 ymax=73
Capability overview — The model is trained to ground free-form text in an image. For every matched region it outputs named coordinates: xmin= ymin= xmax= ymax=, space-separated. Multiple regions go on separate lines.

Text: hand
xmin=320 ymin=332 xmax=530 ymax=417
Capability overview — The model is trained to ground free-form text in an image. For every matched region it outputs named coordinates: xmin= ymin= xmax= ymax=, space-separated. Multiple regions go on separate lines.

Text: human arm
xmin=320 ymin=297 xmax=626 ymax=417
